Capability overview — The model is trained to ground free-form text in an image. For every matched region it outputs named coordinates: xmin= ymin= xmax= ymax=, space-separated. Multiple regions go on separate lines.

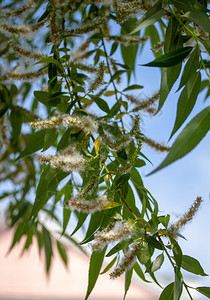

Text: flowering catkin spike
xmin=107 ymin=35 xmax=148 ymax=45
xmin=109 ymin=241 xmax=141 ymax=279
xmin=38 ymin=147 xmax=86 ymax=172
xmin=127 ymin=92 xmax=159 ymax=112
xmin=143 ymin=137 xmax=170 ymax=153
xmin=169 ymin=197 xmax=203 ymax=233
xmin=9 ymin=40 xmax=47 ymax=60
xmin=88 ymin=61 xmax=105 ymax=92
xmin=4 ymin=0 xmax=36 ymax=17
xmin=30 ymin=115 xmax=63 ymax=129
xmin=92 ymin=220 xmax=134 ymax=251
xmin=63 ymin=115 xmax=98 ymax=133
xmin=49 ymin=0 xmax=60 ymax=46
xmin=3 ymin=68 xmax=48 ymax=81
xmin=66 ymin=195 xmax=109 ymax=213
xmin=30 ymin=114 xmax=98 ymax=132
xmin=0 ymin=19 xmax=47 ymax=36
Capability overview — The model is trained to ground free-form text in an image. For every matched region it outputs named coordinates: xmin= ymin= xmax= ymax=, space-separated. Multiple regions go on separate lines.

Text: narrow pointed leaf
xmin=134 ymin=262 xmax=150 ymax=283
xmin=85 ymin=248 xmax=106 ymax=299
xmin=196 ymin=287 xmax=210 ymax=298
xmin=100 ymin=256 xmax=117 ymax=274
xmin=150 ymin=106 xmax=210 ymax=174
xmin=124 ymin=268 xmax=133 ymax=300
xmin=171 ymin=71 xmax=201 ymax=137
xmin=178 ymin=46 xmax=200 ymax=91
xmin=17 ymin=129 xmax=46 ymax=159
xmin=129 ymin=0 xmax=162 ymax=34
xmin=143 ymin=47 xmax=193 ymax=68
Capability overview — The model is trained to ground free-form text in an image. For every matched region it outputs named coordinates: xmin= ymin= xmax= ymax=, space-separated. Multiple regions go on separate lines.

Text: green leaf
xmin=43 ymin=128 xmax=58 ymax=151
xmin=124 ymin=268 xmax=133 ymax=300
xmin=145 ymin=24 xmax=163 ymax=57
xmin=181 ymin=255 xmax=208 ymax=276
xmin=158 ymin=214 xmax=170 ymax=228
xmin=129 ymin=0 xmax=162 ymax=34
xmin=9 ymin=221 xmax=27 ymax=251
xmin=170 ymin=237 xmax=183 ymax=268
xmin=115 ymin=174 xmax=130 ymax=189
xmin=31 ymin=57 xmax=65 ymax=72
xmin=106 ymin=240 xmax=132 ymax=257
xmin=34 ymin=91 xmax=50 ymax=102
xmin=158 ymin=16 xmax=183 ymax=111
xmin=85 ymin=247 xmax=106 ymax=300
xmin=171 ymin=71 xmax=201 ymax=137
xmin=151 ymin=253 xmax=164 ymax=272
xmin=100 ymin=256 xmax=117 ymax=274
xmin=71 ymin=212 xmax=88 ymax=236
xmin=110 ymin=42 xmax=118 ymax=56
xmin=137 ymin=240 xmax=152 ymax=265
xmin=150 ymin=107 xmax=210 ymax=174
xmin=62 ymin=207 xmax=71 ymax=234
xmin=10 ymin=109 xmax=22 ymax=142
xmin=17 ymin=129 xmax=46 ymax=159
xmin=134 ymin=262 xmax=150 ymax=282
xmin=178 ymin=46 xmax=200 ymax=91
xmin=196 ymin=287 xmax=210 ymax=298
xmin=123 ymin=84 xmax=144 ymax=92
xmin=57 ymin=241 xmax=68 ymax=267
xmin=90 ymin=95 xmax=110 ymax=113
xmin=121 ymin=18 xmax=138 ymax=82
xmin=158 ymin=65 xmax=181 ymax=111
xmin=143 ymin=47 xmax=193 ymax=67
xmin=159 ymin=282 xmax=174 ymax=300
xmin=42 ymin=226 xmax=53 ymax=273
xmin=174 ymin=268 xmax=183 ymax=300
xmin=81 ymin=212 xmax=104 ymax=244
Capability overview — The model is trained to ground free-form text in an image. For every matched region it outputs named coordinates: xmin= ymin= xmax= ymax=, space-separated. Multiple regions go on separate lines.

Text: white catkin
xmin=66 ymin=195 xmax=109 ymax=213
xmin=92 ymin=220 xmax=134 ymax=250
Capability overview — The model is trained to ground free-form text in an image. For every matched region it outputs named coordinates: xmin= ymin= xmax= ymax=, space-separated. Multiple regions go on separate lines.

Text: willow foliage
xmin=0 ymin=0 xmax=209 ymax=299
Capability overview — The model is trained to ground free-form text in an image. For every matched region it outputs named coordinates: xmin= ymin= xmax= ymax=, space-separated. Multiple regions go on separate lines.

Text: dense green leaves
xmin=0 ymin=1 xmax=209 ymax=299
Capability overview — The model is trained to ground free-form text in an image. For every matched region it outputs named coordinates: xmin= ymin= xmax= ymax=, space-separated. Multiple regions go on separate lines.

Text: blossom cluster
xmin=92 ymin=220 xmax=134 ymax=251
xmin=110 ymin=241 xmax=141 ymax=278
xmin=38 ymin=146 xmax=85 ymax=173
xmin=30 ymin=114 xmax=98 ymax=133
xmin=66 ymin=194 xmax=109 ymax=213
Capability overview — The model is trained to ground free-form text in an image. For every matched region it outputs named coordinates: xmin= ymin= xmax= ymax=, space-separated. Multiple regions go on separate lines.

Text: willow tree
xmin=0 ymin=0 xmax=209 ymax=299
